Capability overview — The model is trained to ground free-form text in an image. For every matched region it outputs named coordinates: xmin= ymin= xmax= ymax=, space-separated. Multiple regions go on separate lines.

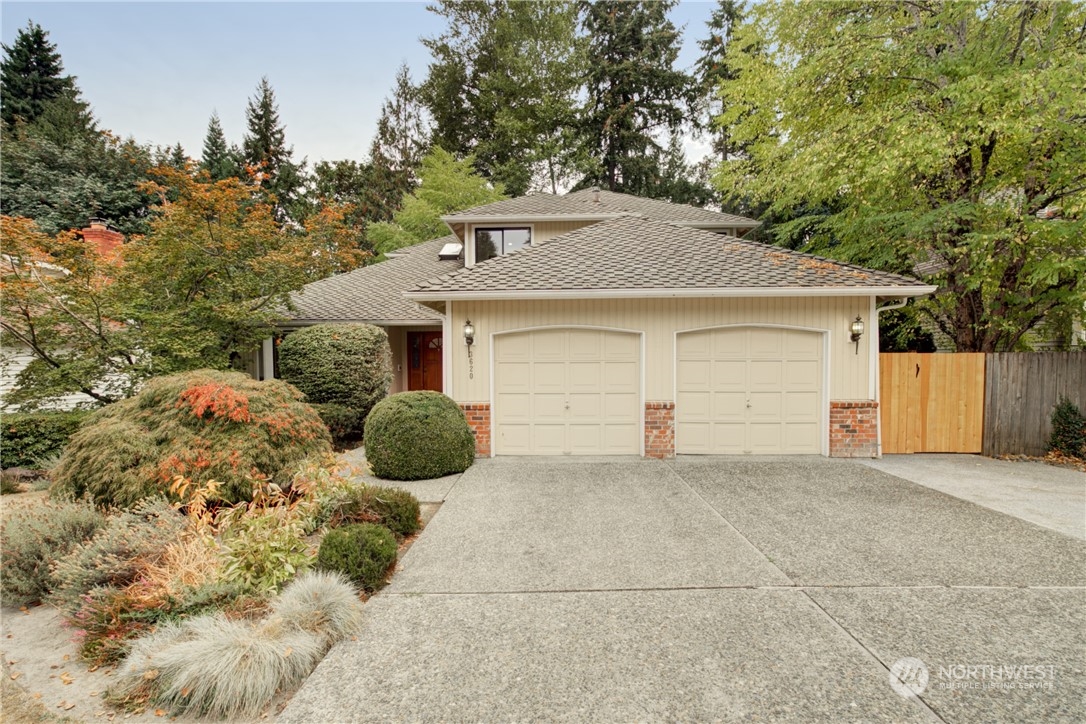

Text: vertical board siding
xmin=879 ymin=353 xmax=985 ymax=453
xmin=983 ymin=353 xmax=1086 ymax=457
xmin=451 ymin=297 xmax=872 ymax=403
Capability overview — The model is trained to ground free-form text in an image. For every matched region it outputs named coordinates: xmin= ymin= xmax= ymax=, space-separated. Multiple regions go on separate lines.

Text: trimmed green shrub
xmin=364 ymin=391 xmax=475 ymax=480
xmin=1049 ymin=397 xmax=1086 ymax=458
xmin=312 ymin=402 xmax=367 ymax=448
xmin=0 ymin=499 xmax=107 ymax=605
xmin=316 ymin=523 xmax=397 ymax=591
xmin=51 ymin=498 xmax=187 ymax=615
xmin=52 ymin=369 xmax=332 ymax=508
xmin=1 ymin=410 xmax=89 ymax=469
xmin=278 ymin=323 xmax=392 ymax=422
xmin=322 ymin=485 xmax=421 ymax=537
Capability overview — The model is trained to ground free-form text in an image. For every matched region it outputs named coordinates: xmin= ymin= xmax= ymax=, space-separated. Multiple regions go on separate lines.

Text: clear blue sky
xmin=2 ymin=1 xmax=719 ymax=165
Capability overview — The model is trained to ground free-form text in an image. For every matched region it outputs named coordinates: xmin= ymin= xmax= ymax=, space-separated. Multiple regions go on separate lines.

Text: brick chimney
xmin=81 ymin=218 xmax=124 ymax=260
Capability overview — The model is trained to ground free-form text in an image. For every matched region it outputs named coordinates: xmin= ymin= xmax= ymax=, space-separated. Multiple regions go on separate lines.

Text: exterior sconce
xmin=850 ymin=316 xmax=865 ymax=354
xmin=463 ymin=320 xmax=475 ymax=347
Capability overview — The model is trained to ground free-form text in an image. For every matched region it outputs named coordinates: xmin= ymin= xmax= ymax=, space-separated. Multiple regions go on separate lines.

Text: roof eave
xmin=405 ymin=285 xmax=938 ymax=302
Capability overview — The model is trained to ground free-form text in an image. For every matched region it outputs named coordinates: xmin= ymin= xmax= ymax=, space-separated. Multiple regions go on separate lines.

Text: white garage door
xmin=676 ymin=327 xmax=823 ymax=454
xmin=494 ymin=328 xmax=640 ymax=455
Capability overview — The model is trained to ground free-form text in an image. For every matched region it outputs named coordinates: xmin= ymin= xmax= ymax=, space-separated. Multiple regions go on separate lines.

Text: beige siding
xmin=449 ymin=297 xmax=873 ymax=403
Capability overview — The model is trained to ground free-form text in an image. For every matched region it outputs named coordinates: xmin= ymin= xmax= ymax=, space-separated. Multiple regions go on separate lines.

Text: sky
xmin=2 ymin=1 xmax=720 ymax=166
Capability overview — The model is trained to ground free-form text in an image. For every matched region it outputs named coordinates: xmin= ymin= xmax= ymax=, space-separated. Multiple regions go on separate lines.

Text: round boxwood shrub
xmin=277 ymin=324 xmax=392 ymax=425
xmin=53 ymin=370 xmax=332 ymax=508
xmin=316 ymin=523 xmax=397 ymax=591
xmin=363 ymin=392 xmax=475 ymax=481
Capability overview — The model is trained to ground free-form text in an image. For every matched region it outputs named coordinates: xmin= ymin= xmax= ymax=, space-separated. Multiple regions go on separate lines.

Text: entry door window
xmin=475 ymin=227 xmax=531 ymax=262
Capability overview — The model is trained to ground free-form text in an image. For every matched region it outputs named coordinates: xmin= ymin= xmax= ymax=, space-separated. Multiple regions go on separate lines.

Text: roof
xmin=408 ymin=216 xmax=934 ymax=300
xmin=443 ymin=189 xmax=759 ymax=229
xmin=284 ymin=236 xmax=460 ymax=324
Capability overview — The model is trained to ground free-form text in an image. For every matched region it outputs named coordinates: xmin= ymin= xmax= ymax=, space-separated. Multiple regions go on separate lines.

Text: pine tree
xmin=1 ymin=21 xmax=83 ymax=129
xmin=242 ymin=77 xmax=303 ymax=219
xmin=200 ymin=112 xmax=241 ymax=181
xmin=578 ymin=0 xmax=694 ymax=196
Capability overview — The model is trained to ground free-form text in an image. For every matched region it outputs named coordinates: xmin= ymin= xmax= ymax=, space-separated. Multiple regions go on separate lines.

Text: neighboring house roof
xmin=408 ymin=216 xmax=934 ymax=300
xmin=283 ymin=236 xmax=459 ymax=325
xmin=443 ymin=189 xmax=759 ymax=229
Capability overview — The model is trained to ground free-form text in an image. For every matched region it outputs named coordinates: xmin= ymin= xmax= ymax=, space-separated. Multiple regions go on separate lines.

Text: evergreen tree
xmin=0 ymin=21 xmax=89 ymax=131
xmin=368 ymin=63 xmax=430 ymax=223
xmin=242 ymin=77 xmax=304 ymax=220
xmin=578 ymin=0 xmax=694 ymax=196
xmin=421 ymin=0 xmax=584 ymax=195
xmin=199 ymin=112 xmax=242 ymax=181
xmin=694 ymin=1 xmax=746 ymax=164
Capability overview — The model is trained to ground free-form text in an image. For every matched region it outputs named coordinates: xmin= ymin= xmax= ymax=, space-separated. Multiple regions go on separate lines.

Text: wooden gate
xmin=879 ymin=353 xmax=985 ymax=453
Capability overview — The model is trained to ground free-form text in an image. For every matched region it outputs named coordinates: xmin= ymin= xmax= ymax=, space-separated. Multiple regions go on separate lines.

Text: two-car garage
xmin=490 ymin=325 xmax=826 ymax=457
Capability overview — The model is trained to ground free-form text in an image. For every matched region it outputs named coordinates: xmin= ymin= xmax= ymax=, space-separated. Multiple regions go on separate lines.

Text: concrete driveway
xmin=282 ymin=458 xmax=1086 ymax=723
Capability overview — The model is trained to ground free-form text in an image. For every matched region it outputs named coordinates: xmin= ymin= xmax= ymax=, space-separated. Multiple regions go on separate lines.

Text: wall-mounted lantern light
xmin=850 ymin=316 xmax=865 ymax=354
xmin=463 ymin=320 xmax=475 ymax=347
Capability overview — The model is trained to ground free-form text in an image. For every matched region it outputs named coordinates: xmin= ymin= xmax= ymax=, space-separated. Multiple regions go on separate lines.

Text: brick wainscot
xmin=829 ymin=401 xmax=879 ymax=458
xmin=460 ymin=403 xmax=491 ymax=457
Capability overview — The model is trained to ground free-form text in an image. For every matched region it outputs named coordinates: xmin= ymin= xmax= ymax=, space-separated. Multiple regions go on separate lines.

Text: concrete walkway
xmin=282 ymin=458 xmax=1086 ymax=723
xmin=860 ymin=454 xmax=1086 ymax=540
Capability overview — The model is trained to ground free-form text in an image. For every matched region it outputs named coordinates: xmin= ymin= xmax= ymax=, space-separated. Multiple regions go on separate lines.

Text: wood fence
xmin=880 ymin=352 xmax=1086 ymax=456
xmin=982 ymin=353 xmax=1086 ymax=457
xmin=879 ymin=353 xmax=986 ymax=453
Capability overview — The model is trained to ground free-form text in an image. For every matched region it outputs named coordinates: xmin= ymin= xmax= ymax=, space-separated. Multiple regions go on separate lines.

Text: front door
xmin=407 ymin=331 xmax=443 ymax=391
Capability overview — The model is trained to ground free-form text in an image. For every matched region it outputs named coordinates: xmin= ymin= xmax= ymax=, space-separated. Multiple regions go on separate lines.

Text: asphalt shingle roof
xmin=409 ymin=216 xmax=928 ymax=296
xmin=445 ymin=189 xmax=759 ymax=228
xmin=285 ymin=237 xmax=461 ymax=323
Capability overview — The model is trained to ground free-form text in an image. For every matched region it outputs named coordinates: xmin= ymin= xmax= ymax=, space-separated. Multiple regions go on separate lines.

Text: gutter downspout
xmin=873 ymin=297 xmax=910 ymax=457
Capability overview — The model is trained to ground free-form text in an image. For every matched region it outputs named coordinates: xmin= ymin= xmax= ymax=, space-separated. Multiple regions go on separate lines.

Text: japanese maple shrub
xmin=363 ymin=391 xmax=475 ymax=480
xmin=52 ymin=370 xmax=332 ymax=508
xmin=277 ymin=324 xmax=393 ymax=445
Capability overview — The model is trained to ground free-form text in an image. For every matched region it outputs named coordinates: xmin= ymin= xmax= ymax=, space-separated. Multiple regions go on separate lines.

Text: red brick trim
xmin=645 ymin=401 xmax=675 ymax=459
xmin=829 ymin=400 xmax=878 ymax=458
xmin=459 ymin=403 xmax=491 ymax=457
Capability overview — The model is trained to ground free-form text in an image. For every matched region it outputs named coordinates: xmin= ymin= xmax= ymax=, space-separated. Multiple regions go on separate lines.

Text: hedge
xmin=277 ymin=324 xmax=392 ymax=415
xmin=363 ymin=392 xmax=475 ymax=481
xmin=1 ymin=410 xmax=90 ymax=469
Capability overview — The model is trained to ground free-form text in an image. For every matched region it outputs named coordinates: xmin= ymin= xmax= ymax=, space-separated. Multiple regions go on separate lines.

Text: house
xmin=272 ymin=189 xmax=935 ymax=459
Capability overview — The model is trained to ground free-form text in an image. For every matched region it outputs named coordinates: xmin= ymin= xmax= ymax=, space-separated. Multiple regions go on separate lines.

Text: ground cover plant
xmin=52 ymin=369 xmax=332 ymax=508
xmin=364 ymin=391 xmax=475 ymax=480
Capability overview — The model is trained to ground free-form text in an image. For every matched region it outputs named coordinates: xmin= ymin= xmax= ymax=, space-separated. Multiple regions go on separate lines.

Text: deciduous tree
xmin=717 ymin=0 xmax=1086 ymax=351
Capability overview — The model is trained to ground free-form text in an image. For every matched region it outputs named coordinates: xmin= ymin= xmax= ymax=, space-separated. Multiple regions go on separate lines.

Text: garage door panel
xmin=494 ymin=329 xmax=640 ymax=456
xmin=713 ymin=392 xmax=747 ymax=420
xmin=603 ymin=332 xmax=639 ymax=359
xmin=712 ymin=360 xmax=747 ymax=388
xmin=568 ymin=362 xmax=600 ymax=389
xmin=678 ymin=422 xmax=710 ymax=452
xmin=677 ymin=327 xmax=824 ymax=455
xmin=784 ymin=360 xmax=820 ymax=390
xmin=711 ymin=423 xmax=745 ymax=453
xmin=677 ymin=360 xmax=711 ymax=390
xmin=602 ymin=361 xmax=638 ymax=391
xmin=749 ymin=423 xmax=783 ymax=452
xmin=568 ymin=330 xmax=602 ymax=360
xmin=497 ymin=393 xmax=530 ymax=420
xmin=749 ymin=361 xmax=783 ymax=388
xmin=499 ymin=424 xmax=532 ymax=454
xmin=785 ymin=423 xmax=820 ymax=451
xmin=677 ymin=391 xmax=710 ymax=420
xmin=784 ymin=391 xmax=820 ymax=421
xmin=532 ymin=330 xmax=568 ymax=359
xmin=711 ymin=329 xmax=747 ymax=357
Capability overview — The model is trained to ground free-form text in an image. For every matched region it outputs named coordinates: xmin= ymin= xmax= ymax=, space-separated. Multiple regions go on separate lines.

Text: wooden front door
xmin=407 ymin=331 xmax=443 ymax=392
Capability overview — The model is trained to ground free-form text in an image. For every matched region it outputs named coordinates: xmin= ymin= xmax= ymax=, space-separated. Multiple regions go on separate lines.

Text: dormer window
xmin=475 ymin=227 xmax=531 ymax=262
